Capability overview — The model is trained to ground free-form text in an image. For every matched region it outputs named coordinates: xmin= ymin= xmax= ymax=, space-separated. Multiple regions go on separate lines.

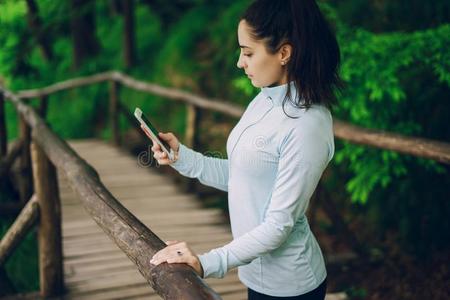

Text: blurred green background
xmin=0 ymin=0 xmax=449 ymax=299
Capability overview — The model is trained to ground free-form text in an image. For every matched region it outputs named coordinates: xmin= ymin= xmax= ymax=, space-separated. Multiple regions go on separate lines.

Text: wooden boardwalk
xmin=56 ymin=139 xmax=345 ymax=300
xmin=59 ymin=139 xmax=246 ymax=300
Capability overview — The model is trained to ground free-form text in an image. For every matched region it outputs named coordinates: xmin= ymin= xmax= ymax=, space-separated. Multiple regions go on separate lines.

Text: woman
xmin=148 ymin=0 xmax=342 ymax=299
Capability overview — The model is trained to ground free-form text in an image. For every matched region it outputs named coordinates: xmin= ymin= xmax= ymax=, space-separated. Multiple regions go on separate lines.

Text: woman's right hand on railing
xmin=141 ymin=125 xmax=180 ymax=165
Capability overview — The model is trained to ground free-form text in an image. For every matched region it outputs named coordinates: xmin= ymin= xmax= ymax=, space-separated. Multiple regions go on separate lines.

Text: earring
xmin=281 ymin=61 xmax=286 ymax=65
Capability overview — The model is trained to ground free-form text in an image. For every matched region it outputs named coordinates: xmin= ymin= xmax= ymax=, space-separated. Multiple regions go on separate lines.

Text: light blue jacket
xmin=170 ymin=81 xmax=334 ymax=297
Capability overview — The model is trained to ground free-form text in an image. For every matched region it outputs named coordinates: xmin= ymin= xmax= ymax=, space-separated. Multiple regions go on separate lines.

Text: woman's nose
xmin=237 ymin=54 xmax=244 ymax=69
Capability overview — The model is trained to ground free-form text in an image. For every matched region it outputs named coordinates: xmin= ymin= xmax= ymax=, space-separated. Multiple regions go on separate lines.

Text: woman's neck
xmin=266 ymin=73 xmax=289 ymax=88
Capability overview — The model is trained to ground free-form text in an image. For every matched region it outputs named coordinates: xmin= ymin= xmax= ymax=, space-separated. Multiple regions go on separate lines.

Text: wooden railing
xmin=8 ymin=71 xmax=450 ymax=164
xmin=0 ymin=71 xmax=449 ymax=299
xmin=0 ymin=84 xmax=222 ymax=299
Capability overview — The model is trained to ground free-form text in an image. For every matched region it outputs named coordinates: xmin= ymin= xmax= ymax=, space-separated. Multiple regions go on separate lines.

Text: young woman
xmin=147 ymin=0 xmax=342 ymax=299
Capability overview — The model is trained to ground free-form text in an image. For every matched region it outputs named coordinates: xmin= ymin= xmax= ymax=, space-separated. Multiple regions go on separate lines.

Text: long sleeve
xmin=198 ymin=125 xmax=334 ymax=278
xmin=170 ymin=143 xmax=229 ymax=192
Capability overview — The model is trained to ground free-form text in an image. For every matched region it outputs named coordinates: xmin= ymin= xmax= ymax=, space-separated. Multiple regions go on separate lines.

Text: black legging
xmin=247 ymin=278 xmax=327 ymax=300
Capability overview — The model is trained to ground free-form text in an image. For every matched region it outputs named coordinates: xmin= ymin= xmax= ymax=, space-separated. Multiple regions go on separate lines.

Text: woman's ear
xmin=279 ymin=43 xmax=293 ymax=65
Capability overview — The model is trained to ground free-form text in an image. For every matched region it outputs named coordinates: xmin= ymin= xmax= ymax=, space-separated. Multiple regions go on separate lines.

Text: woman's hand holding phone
xmin=141 ymin=125 xmax=180 ymax=165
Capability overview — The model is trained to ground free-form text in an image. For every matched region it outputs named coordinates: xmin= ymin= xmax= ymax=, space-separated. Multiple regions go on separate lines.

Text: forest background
xmin=0 ymin=0 xmax=449 ymax=299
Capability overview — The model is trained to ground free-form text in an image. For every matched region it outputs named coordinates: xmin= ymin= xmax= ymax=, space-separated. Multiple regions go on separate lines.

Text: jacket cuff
xmin=198 ymin=250 xmax=226 ymax=278
xmin=170 ymin=143 xmax=191 ymax=170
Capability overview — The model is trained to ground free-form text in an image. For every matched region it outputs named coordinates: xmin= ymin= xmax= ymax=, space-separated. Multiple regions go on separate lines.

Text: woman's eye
xmin=244 ymin=53 xmax=252 ymax=57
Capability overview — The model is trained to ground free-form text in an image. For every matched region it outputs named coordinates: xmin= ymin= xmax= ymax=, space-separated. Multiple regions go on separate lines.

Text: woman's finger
xmin=150 ymin=242 xmax=201 ymax=275
xmin=165 ymin=240 xmax=179 ymax=245
xmin=151 ymin=245 xmax=182 ymax=264
xmin=158 ymin=132 xmax=179 ymax=151
xmin=152 ymin=242 xmax=189 ymax=260
xmin=166 ymin=255 xmax=190 ymax=264
xmin=151 ymin=144 xmax=160 ymax=152
xmin=153 ymin=151 xmax=168 ymax=161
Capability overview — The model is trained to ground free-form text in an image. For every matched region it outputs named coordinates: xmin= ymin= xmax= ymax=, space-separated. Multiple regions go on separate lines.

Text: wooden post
xmin=123 ymin=0 xmax=136 ymax=68
xmin=18 ymin=115 xmax=33 ymax=204
xmin=30 ymin=141 xmax=63 ymax=297
xmin=184 ymin=104 xmax=201 ymax=192
xmin=0 ymin=139 xmax=23 ymax=180
xmin=0 ymin=91 xmax=6 ymax=159
xmin=39 ymin=95 xmax=48 ymax=118
xmin=185 ymin=104 xmax=199 ymax=149
xmin=109 ymin=80 xmax=120 ymax=146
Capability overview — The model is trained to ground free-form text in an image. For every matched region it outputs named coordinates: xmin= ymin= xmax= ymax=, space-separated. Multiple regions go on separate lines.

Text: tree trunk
xmin=25 ymin=0 xmax=53 ymax=61
xmin=123 ymin=0 xmax=136 ymax=68
xmin=0 ymin=92 xmax=6 ymax=159
xmin=70 ymin=0 xmax=100 ymax=69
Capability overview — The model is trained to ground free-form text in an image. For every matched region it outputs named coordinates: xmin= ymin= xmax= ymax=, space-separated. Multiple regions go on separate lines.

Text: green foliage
xmin=345 ymin=286 xmax=368 ymax=299
xmin=335 ymin=24 xmax=450 ymax=204
xmin=0 ymin=223 xmax=39 ymax=292
xmin=0 ymin=3 xmax=449 ymax=288
xmin=217 ymin=5 xmax=450 ymax=253
xmin=152 ymin=4 xmax=218 ymax=88
xmin=0 ymin=182 xmax=38 ymax=293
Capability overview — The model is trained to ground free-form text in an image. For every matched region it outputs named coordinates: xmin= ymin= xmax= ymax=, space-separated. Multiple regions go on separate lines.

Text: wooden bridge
xmin=60 ymin=139 xmax=246 ymax=300
xmin=0 ymin=71 xmax=448 ymax=299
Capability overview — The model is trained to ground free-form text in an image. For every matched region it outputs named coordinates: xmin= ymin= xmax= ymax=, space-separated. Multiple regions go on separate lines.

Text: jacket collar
xmin=261 ymin=81 xmax=299 ymax=107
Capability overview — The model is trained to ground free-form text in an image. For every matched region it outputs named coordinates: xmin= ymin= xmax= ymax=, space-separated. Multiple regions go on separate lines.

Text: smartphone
xmin=134 ymin=108 xmax=174 ymax=161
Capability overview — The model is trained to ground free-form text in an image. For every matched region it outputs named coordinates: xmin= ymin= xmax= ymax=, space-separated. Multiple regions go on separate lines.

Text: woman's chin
xmin=249 ymin=78 xmax=261 ymax=88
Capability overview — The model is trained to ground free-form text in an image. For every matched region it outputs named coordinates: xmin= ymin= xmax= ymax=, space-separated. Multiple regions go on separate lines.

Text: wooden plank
xmin=53 ymin=139 xmax=232 ymax=298
xmin=63 ymin=237 xmax=231 ymax=259
xmin=59 ymin=174 xmax=170 ymax=187
xmin=62 ymin=224 xmax=229 ymax=243
xmin=63 ymin=234 xmax=231 ymax=256
xmin=127 ymin=283 xmax=246 ymax=300
xmin=62 ymin=209 xmax=224 ymax=230
xmin=63 ymin=239 xmax=231 ymax=260
xmin=63 ymin=205 xmax=222 ymax=220
xmin=59 ymin=193 xmax=187 ymax=209
xmin=63 ymin=284 xmax=154 ymax=300
xmin=66 ymin=262 xmax=241 ymax=287
xmin=63 ymin=242 xmax=223 ymax=266
xmin=65 ymin=267 xmax=244 ymax=296
xmin=61 ymin=199 xmax=201 ymax=215
xmin=59 ymin=185 xmax=182 ymax=202
xmin=65 ymin=261 xmax=137 ymax=280
xmin=64 ymin=251 xmax=130 ymax=266
xmin=65 ymin=271 xmax=148 ymax=294
xmin=61 ymin=221 xmax=227 ymax=239
xmin=221 ymin=291 xmax=247 ymax=300
xmin=63 ymin=230 xmax=231 ymax=249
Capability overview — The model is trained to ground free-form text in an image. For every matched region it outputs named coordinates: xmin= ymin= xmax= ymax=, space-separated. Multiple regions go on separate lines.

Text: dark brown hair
xmin=241 ymin=0 xmax=343 ymax=115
